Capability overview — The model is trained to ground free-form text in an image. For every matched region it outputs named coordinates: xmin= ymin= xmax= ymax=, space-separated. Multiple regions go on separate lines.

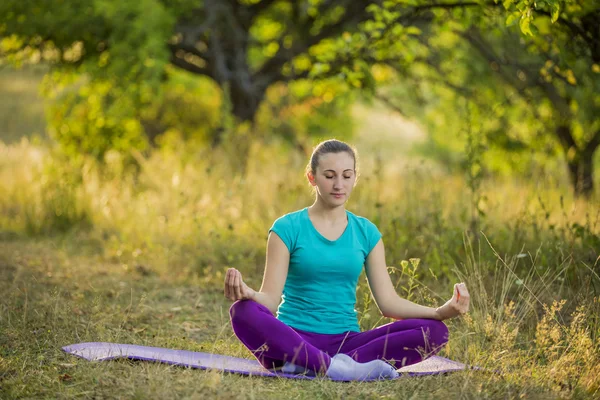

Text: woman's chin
xmin=316 ymin=194 xmax=349 ymax=208
xmin=327 ymin=199 xmax=347 ymax=208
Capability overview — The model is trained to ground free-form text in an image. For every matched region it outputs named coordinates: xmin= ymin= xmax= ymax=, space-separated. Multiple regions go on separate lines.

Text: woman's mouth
xmin=331 ymin=193 xmax=345 ymax=198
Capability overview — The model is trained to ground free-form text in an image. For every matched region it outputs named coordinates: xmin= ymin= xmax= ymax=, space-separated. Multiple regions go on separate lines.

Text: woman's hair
xmin=306 ymin=139 xmax=358 ymax=175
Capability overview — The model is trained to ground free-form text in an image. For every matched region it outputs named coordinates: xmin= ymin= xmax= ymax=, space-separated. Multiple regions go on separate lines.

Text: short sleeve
xmin=364 ymin=219 xmax=382 ymax=254
xmin=269 ymin=215 xmax=294 ymax=253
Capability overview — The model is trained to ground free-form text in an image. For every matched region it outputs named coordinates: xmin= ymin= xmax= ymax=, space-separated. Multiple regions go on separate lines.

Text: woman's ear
xmin=307 ymin=171 xmax=316 ymax=186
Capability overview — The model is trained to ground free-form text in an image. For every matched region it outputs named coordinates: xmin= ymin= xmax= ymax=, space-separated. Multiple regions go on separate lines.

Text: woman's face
xmin=307 ymin=151 xmax=356 ymax=207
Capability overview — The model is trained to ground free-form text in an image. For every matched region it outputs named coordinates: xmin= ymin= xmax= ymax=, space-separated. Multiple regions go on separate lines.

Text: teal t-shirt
xmin=269 ymin=207 xmax=382 ymax=334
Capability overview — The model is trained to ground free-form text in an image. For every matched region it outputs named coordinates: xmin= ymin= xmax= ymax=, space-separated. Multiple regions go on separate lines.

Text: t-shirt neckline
xmin=304 ymin=207 xmax=350 ymax=243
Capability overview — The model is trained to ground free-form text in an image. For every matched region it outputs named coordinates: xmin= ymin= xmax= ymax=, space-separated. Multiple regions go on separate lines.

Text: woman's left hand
xmin=435 ymin=282 xmax=470 ymax=320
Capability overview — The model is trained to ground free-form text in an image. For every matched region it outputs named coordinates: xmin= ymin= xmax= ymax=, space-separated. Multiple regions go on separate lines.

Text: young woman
xmin=224 ymin=139 xmax=470 ymax=380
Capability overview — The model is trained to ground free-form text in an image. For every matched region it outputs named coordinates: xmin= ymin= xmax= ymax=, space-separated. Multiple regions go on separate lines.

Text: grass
xmin=1 ymin=138 xmax=599 ymax=399
xmin=0 ymin=66 xmax=48 ymax=145
xmin=2 ymin=238 xmax=596 ymax=400
xmin=1 ymin=69 xmax=599 ymax=399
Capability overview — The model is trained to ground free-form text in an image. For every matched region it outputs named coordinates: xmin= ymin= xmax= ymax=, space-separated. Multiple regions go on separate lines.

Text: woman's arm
xmin=365 ymin=239 xmax=469 ymax=320
xmin=224 ymin=232 xmax=289 ymax=315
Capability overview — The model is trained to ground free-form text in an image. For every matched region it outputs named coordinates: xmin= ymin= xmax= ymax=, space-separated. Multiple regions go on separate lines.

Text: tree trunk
xmin=230 ymin=84 xmax=264 ymax=124
xmin=565 ymin=149 xmax=595 ymax=198
xmin=555 ymin=125 xmax=598 ymax=198
xmin=210 ymin=81 xmax=265 ymax=147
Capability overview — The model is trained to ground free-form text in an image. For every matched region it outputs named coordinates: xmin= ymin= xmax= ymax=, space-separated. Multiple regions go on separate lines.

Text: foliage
xmin=256 ymin=80 xmax=356 ymax=152
xmin=4 ymin=0 xmax=597 ymax=195
xmin=1 ymin=0 xmax=377 ymax=127
xmin=371 ymin=0 xmax=600 ymax=196
xmin=1 ymin=1 xmax=573 ymax=142
xmin=0 ymin=0 xmax=174 ymax=98
xmin=42 ymin=73 xmax=149 ymax=163
xmin=499 ymin=0 xmax=566 ymax=36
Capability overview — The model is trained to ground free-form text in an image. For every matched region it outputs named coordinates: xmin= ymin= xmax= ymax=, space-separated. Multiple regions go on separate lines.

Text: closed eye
xmin=325 ymin=175 xmax=352 ymax=179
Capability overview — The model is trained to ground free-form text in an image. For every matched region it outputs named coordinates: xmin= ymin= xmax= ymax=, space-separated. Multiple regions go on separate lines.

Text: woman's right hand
xmin=224 ymin=268 xmax=256 ymax=302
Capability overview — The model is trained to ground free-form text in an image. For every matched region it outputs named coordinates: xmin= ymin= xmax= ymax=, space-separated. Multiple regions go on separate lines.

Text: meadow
xmin=1 ymin=69 xmax=599 ymax=399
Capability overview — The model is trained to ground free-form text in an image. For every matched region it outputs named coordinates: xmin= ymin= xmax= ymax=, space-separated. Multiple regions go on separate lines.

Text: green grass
xmin=1 ymin=139 xmax=599 ymax=398
xmin=2 ymin=238 xmax=594 ymax=400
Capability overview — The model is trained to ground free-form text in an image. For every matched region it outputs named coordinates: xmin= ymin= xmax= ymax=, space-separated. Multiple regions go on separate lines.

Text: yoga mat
xmin=63 ymin=342 xmax=469 ymax=381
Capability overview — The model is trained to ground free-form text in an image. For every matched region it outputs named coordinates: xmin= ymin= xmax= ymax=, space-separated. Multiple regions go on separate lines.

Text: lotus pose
xmin=224 ymin=139 xmax=470 ymax=381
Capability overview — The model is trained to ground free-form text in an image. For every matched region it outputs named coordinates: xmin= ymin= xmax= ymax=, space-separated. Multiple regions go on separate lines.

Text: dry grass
xmin=0 ymin=66 xmax=48 ymax=144
xmin=1 ymin=137 xmax=599 ymax=398
xmin=1 ymin=238 xmax=596 ymax=400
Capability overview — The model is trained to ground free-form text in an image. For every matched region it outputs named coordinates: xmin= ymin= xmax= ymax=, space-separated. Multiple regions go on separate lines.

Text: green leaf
xmin=502 ymin=0 xmax=514 ymax=10
xmin=550 ymin=3 xmax=560 ymax=23
xmin=406 ymin=26 xmax=422 ymax=35
xmin=519 ymin=15 xmax=532 ymax=36
xmin=505 ymin=12 xmax=519 ymax=26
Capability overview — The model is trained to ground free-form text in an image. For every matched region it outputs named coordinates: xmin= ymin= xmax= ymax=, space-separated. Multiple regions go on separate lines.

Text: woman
xmin=224 ymin=139 xmax=470 ymax=380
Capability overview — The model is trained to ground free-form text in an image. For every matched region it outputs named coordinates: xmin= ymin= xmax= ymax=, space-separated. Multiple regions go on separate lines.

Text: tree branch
xmin=533 ymin=9 xmax=588 ymax=43
xmin=254 ymin=0 xmax=371 ymax=85
xmin=410 ymin=1 xmax=492 ymax=13
xmin=455 ymin=27 xmax=561 ymax=132
xmin=532 ymin=8 xmax=599 ymax=63
xmin=254 ymin=1 xmax=500 ymax=89
xmin=555 ymin=125 xmax=578 ymax=152
xmin=168 ymin=42 xmax=207 ymax=60
xmin=170 ymin=49 xmax=211 ymax=77
xmin=584 ymin=129 xmax=600 ymax=155
xmin=174 ymin=5 xmax=215 ymax=45
xmin=375 ymin=93 xmax=407 ymax=116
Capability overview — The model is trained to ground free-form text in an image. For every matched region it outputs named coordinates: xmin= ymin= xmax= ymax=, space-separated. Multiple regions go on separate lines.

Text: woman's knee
xmin=426 ymin=320 xmax=449 ymax=348
xmin=229 ymin=300 xmax=251 ymax=322
xmin=229 ymin=300 xmax=263 ymax=326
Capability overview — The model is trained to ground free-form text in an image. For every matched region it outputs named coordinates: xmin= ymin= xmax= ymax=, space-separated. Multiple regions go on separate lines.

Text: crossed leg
xmin=230 ymin=300 xmax=448 ymax=373
xmin=336 ymin=319 xmax=449 ymax=367
xmin=229 ymin=300 xmax=330 ymax=372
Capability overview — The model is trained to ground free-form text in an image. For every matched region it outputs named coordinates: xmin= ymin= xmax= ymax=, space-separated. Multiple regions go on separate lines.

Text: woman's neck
xmin=308 ymin=199 xmax=347 ymax=224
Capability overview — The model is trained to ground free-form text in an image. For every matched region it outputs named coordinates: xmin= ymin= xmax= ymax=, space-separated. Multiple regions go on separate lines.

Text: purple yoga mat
xmin=62 ymin=342 xmax=469 ymax=381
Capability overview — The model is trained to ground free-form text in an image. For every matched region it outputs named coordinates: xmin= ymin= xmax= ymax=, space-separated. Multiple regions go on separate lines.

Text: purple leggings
xmin=230 ymin=300 xmax=448 ymax=373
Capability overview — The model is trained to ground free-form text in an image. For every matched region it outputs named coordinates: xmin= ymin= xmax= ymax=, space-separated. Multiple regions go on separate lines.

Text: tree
xmin=0 ymin=0 xmax=526 ymax=143
xmin=371 ymin=0 xmax=599 ymax=196
xmin=4 ymin=0 xmax=588 ymax=191
xmin=0 ymin=1 xmax=379 ymax=133
xmin=462 ymin=6 xmax=600 ymax=197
